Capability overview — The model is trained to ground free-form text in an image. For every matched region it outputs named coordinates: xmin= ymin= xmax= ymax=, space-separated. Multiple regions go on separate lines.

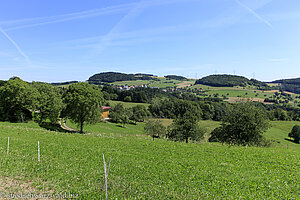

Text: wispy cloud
xmin=93 ymin=0 xmax=152 ymax=54
xmin=0 ymin=0 xmax=199 ymax=31
xmin=0 ymin=26 xmax=31 ymax=64
xmin=235 ymin=0 xmax=273 ymax=28
xmin=0 ymin=3 xmax=136 ymax=31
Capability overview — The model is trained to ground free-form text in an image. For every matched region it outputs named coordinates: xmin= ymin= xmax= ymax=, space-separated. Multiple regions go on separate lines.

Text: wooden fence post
xmin=38 ymin=141 xmax=40 ymax=162
xmin=7 ymin=137 xmax=9 ymax=154
xmin=103 ymin=154 xmax=111 ymax=200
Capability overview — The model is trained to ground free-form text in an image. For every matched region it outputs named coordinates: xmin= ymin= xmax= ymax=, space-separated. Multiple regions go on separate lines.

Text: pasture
xmin=0 ymin=120 xmax=299 ymax=199
xmin=111 ymin=77 xmax=194 ymax=89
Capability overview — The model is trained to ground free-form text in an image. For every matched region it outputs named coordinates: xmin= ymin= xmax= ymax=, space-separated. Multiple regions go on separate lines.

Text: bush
xmin=289 ymin=125 xmax=300 ymax=143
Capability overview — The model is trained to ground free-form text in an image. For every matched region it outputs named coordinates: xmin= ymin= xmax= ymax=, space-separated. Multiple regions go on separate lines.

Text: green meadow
xmin=111 ymin=77 xmax=192 ymax=89
xmin=0 ymin=120 xmax=299 ymax=199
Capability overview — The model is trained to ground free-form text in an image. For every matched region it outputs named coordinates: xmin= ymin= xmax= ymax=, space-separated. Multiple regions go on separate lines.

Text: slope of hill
xmin=195 ymin=74 xmax=268 ymax=87
xmin=272 ymin=77 xmax=300 ymax=94
xmin=164 ymin=75 xmax=187 ymax=81
xmin=88 ymin=72 xmax=156 ymax=84
xmin=0 ymin=120 xmax=299 ymax=199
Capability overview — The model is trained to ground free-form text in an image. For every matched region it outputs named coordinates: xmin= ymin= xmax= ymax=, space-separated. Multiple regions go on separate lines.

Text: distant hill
xmin=51 ymin=81 xmax=78 ymax=86
xmin=195 ymin=74 xmax=268 ymax=87
xmin=272 ymin=78 xmax=300 ymax=94
xmin=164 ymin=75 xmax=187 ymax=81
xmin=88 ymin=72 xmax=156 ymax=84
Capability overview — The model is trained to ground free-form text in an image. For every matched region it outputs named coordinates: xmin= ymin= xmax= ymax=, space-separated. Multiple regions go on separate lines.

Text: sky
xmin=0 ymin=0 xmax=300 ymax=82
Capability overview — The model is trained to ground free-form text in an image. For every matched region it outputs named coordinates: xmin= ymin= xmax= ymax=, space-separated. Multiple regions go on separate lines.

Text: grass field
xmin=0 ymin=120 xmax=299 ymax=199
xmin=111 ymin=77 xmax=194 ymax=89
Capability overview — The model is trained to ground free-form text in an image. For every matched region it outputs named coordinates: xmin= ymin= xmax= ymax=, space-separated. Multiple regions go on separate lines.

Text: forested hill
xmin=88 ymin=72 xmax=156 ymax=84
xmin=272 ymin=78 xmax=300 ymax=94
xmin=164 ymin=75 xmax=187 ymax=81
xmin=195 ymin=74 xmax=268 ymax=87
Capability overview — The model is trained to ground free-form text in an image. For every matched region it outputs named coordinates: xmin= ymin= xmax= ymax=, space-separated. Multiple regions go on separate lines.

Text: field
xmin=108 ymin=100 xmax=150 ymax=108
xmin=0 ymin=120 xmax=299 ymax=199
xmin=111 ymin=77 xmax=195 ymax=89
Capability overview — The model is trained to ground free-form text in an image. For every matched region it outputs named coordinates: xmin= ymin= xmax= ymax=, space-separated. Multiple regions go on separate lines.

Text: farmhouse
xmin=101 ymin=106 xmax=111 ymax=120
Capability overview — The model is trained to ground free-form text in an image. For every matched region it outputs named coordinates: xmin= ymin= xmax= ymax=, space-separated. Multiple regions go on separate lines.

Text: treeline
xmin=0 ymin=77 xmax=105 ymax=133
xmin=88 ymin=72 xmax=156 ymax=84
xmin=271 ymin=78 xmax=300 ymax=94
xmin=195 ymin=74 xmax=269 ymax=88
xmin=164 ymin=75 xmax=187 ymax=81
xmin=101 ymin=85 xmax=223 ymax=103
xmin=51 ymin=81 xmax=78 ymax=86
xmin=0 ymin=77 xmax=64 ymax=123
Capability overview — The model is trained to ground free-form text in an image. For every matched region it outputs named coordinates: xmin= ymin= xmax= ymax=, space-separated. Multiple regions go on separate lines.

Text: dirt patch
xmin=0 ymin=176 xmax=54 ymax=199
xmin=225 ymin=97 xmax=273 ymax=104
xmin=263 ymin=90 xmax=296 ymax=95
xmin=177 ymin=81 xmax=195 ymax=88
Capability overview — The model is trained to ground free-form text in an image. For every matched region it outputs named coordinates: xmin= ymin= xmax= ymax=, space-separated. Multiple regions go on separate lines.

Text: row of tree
xmin=0 ymin=77 xmax=105 ymax=133
xmin=144 ymin=102 xmax=272 ymax=146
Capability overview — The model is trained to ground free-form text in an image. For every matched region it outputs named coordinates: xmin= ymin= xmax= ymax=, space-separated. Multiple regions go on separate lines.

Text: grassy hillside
xmin=0 ymin=121 xmax=299 ymax=199
xmin=111 ymin=77 xmax=194 ymax=89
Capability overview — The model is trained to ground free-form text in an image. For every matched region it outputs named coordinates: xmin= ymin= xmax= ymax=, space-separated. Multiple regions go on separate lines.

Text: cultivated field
xmin=0 ymin=120 xmax=299 ymax=199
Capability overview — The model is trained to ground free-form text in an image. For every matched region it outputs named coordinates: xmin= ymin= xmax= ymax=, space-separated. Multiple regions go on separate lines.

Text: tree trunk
xmin=20 ymin=114 xmax=24 ymax=123
xmin=185 ymin=137 xmax=188 ymax=143
xmin=153 ymin=135 xmax=154 ymax=141
xmin=80 ymin=121 xmax=84 ymax=133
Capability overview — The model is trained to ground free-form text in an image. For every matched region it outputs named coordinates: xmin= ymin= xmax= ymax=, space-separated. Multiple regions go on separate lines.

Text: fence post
xmin=103 ymin=154 xmax=111 ymax=200
xmin=38 ymin=141 xmax=40 ymax=162
xmin=7 ymin=137 xmax=9 ymax=154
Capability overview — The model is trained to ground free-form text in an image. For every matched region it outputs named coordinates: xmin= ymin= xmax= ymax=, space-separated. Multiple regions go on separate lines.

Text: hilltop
xmin=272 ymin=77 xmax=300 ymax=94
xmin=195 ymin=74 xmax=268 ymax=88
xmin=88 ymin=72 xmax=157 ymax=84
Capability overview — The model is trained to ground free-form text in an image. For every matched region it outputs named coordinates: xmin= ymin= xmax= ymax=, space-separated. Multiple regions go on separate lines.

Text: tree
xmin=289 ymin=125 xmax=300 ymax=143
xmin=144 ymin=119 xmax=166 ymax=141
xmin=209 ymin=102 xmax=270 ymax=146
xmin=124 ymin=96 xmax=132 ymax=102
xmin=130 ymin=105 xmax=150 ymax=124
xmin=32 ymin=82 xmax=64 ymax=123
xmin=109 ymin=103 xmax=132 ymax=128
xmin=63 ymin=82 xmax=105 ymax=133
xmin=0 ymin=77 xmax=38 ymax=122
xmin=168 ymin=112 xmax=205 ymax=143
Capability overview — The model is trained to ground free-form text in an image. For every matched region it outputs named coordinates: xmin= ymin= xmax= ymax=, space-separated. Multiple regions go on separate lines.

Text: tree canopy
xmin=32 ymin=82 xmax=64 ymax=123
xmin=0 ymin=77 xmax=38 ymax=122
xmin=168 ymin=111 xmax=205 ymax=143
xmin=144 ymin=119 xmax=166 ymax=140
xmin=88 ymin=72 xmax=155 ymax=84
xmin=209 ymin=102 xmax=270 ymax=146
xmin=63 ymin=82 xmax=105 ymax=133
xmin=288 ymin=125 xmax=300 ymax=143
xmin=195 ymin=74 xmax=268 ymax=87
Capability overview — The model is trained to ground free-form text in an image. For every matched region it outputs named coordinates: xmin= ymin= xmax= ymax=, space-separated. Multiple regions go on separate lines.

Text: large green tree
xmin=144 ymin=119 xmax=166 ymax=141
xmin=209 ymin=102 xmax=270 ymax=146
xmin=168 ymin=112 xmax=205 ymax=143
xmin=0 ymin=77 xmax=38 ymax=122
xmin=32 ymin=82 xmax=64 ymax=123
xmin=130 ymin=105 xmax=150 ymax=124
xmin=63 ymin=82 xmax=105 ymax=133
xmin=109 ymin=103 xmax=132 ymax=128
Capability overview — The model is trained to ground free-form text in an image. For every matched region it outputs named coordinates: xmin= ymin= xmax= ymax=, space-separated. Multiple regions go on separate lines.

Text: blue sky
xmin=0 ymin=0 xmax=300 ymax=82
